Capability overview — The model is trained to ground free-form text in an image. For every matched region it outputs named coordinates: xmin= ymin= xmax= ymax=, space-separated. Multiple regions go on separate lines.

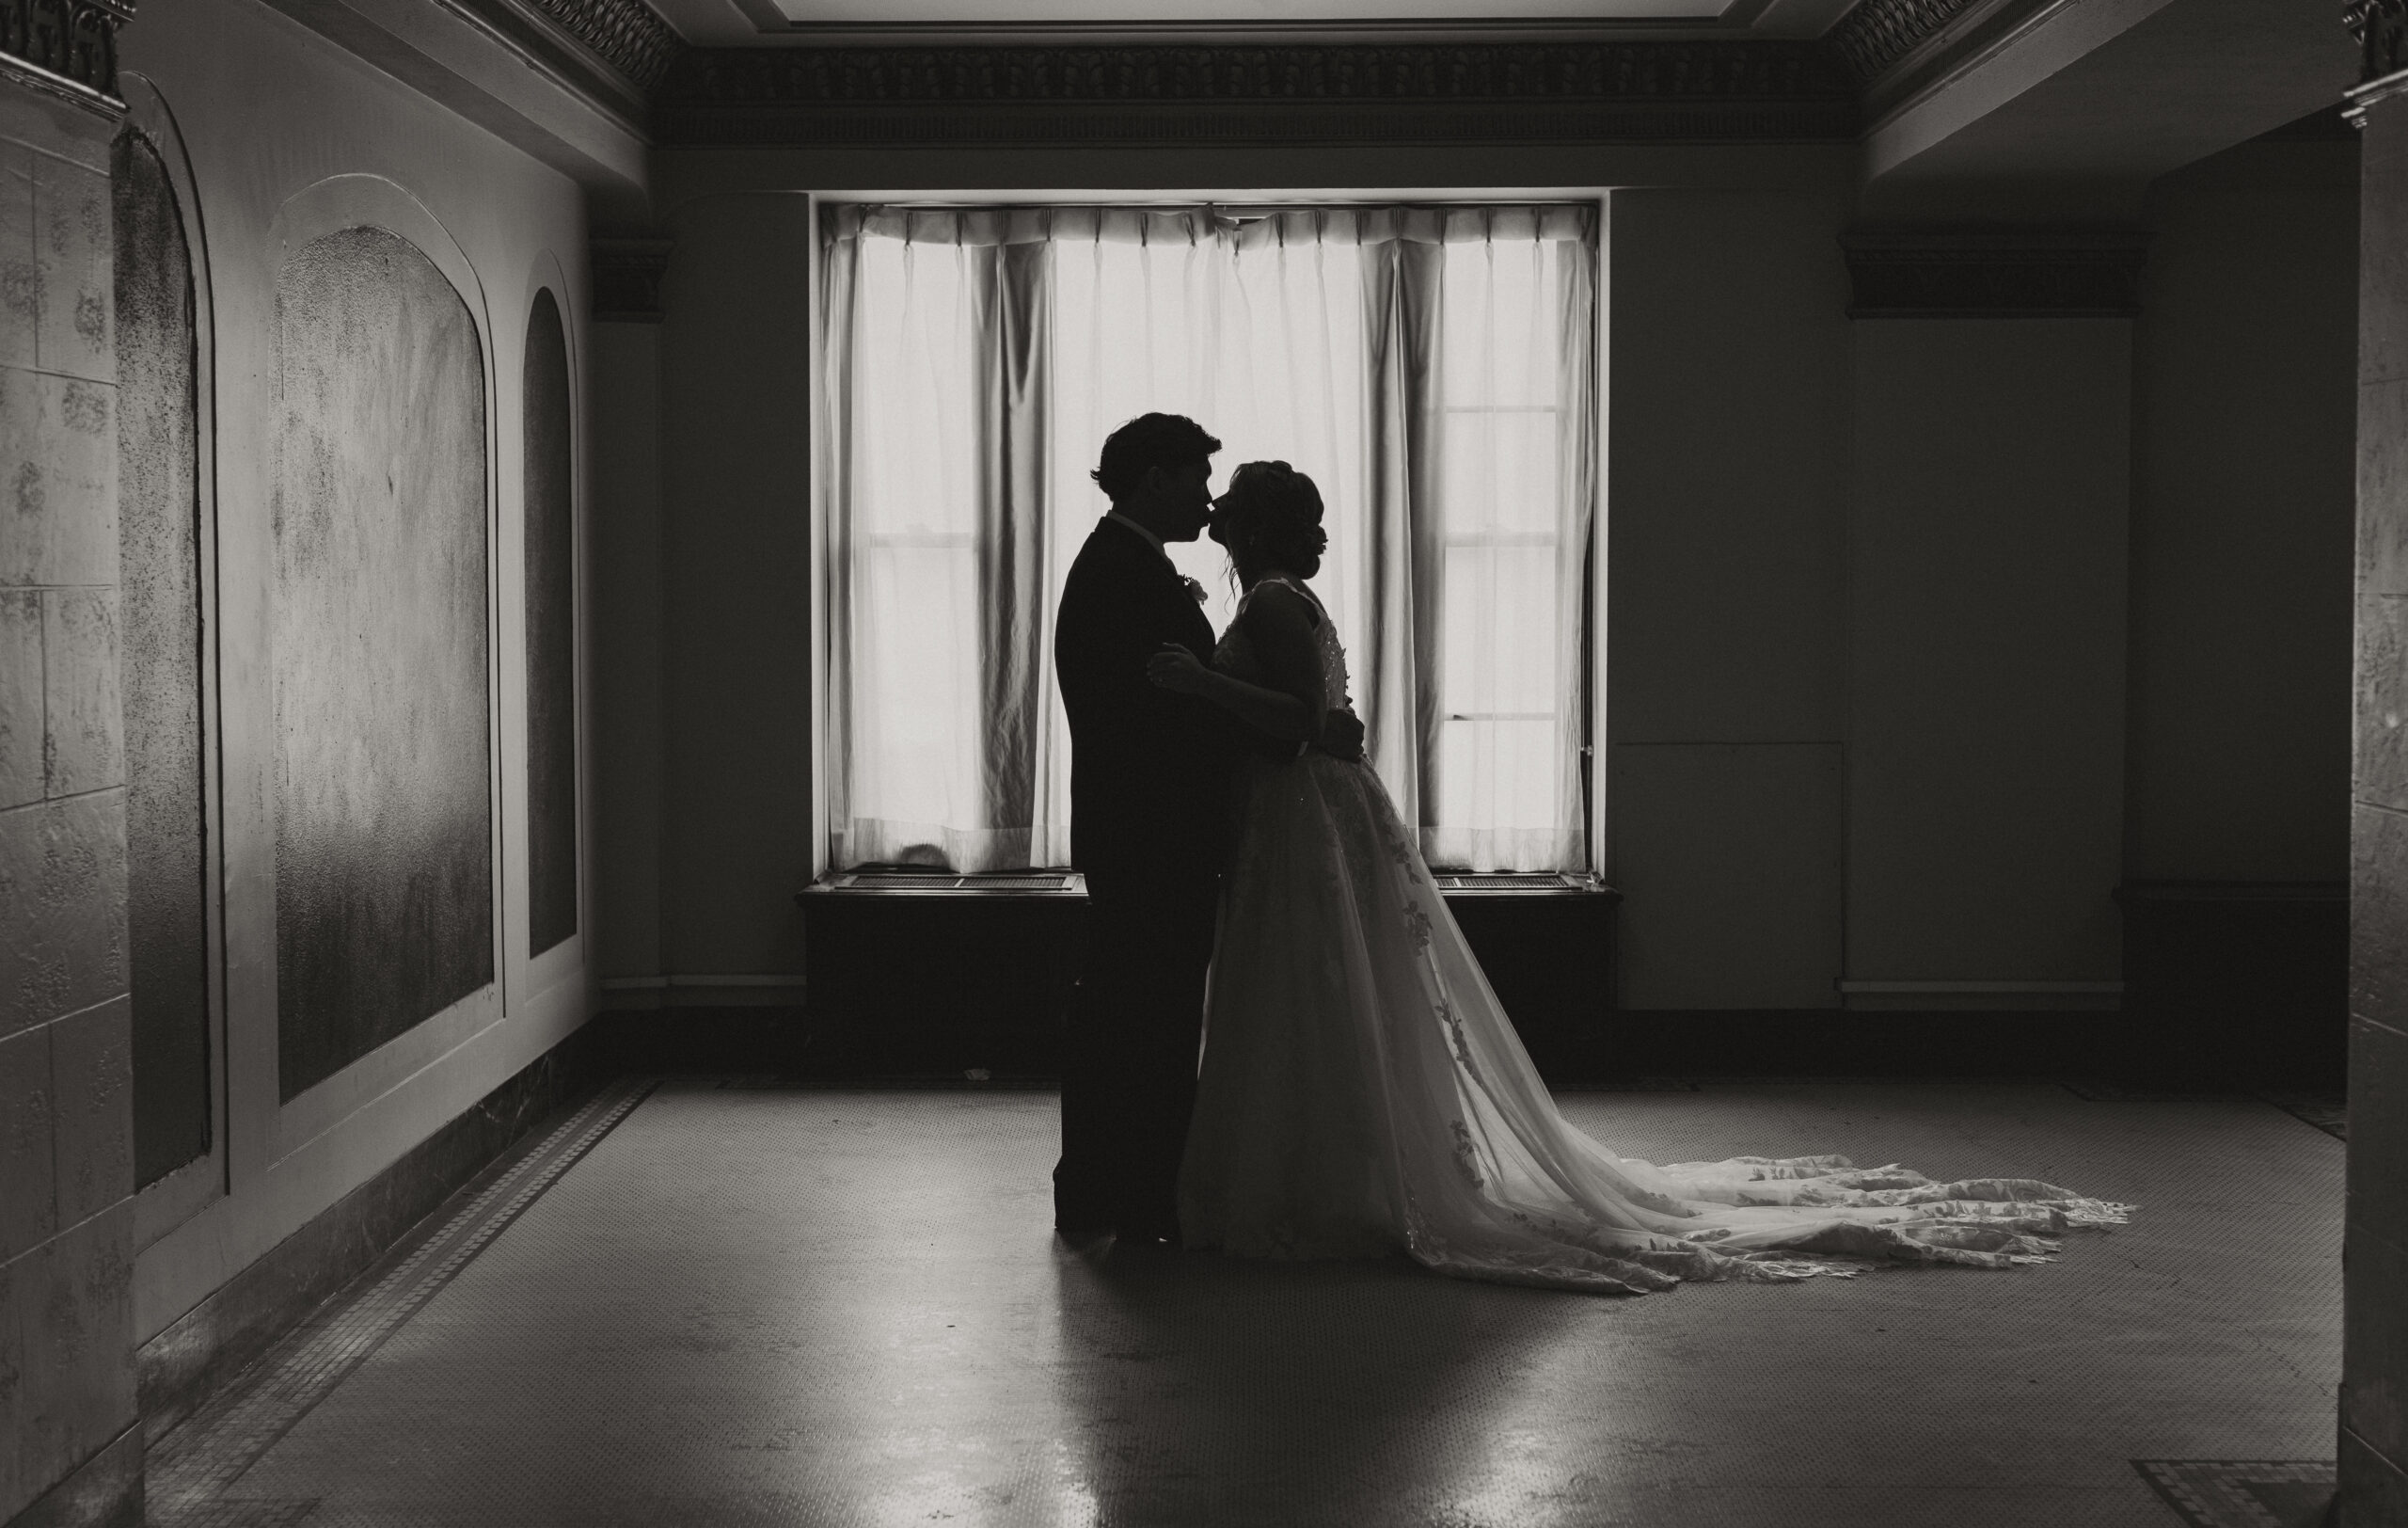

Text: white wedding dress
xmin=1179 ymin=578 xmax=2131 ymax=1293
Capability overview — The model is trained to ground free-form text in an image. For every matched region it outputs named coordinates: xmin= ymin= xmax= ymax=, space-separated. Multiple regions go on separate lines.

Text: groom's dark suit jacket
xmin=1052 ymin=516 xmax=1277 ymax=1234
xmin=1054 ymin=517 xmax=1234 ymax=883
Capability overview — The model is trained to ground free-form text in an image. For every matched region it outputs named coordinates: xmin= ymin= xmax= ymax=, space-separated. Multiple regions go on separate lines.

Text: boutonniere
xmin=1182 ymin=576 xmax=1208 ymax=603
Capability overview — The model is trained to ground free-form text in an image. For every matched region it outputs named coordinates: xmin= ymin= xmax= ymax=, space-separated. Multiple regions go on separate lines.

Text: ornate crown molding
xmin=1841 ymin=231 xmax=2147 ymax=318
xmin=2349 ymin=0 xmax=2408 ymax=87
xmin=520 ymin=0 xmax=678 ymax=90
xmin=1824 ymin=0 xmax=1985 ymax=88
xmin=593 ymin=236 xmax=672 ymax=321
xmin=0 ymin=0 xmax=133 ymax=111
xmin=652 ymin=41 xmax=1859 ymax=147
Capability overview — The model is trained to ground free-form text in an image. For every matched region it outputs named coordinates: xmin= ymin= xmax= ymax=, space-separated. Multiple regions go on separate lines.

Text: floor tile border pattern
xmin=2133 ymin=1459 xmax=2338 ymax=1528
xmin=141 ymin=1077 xmax=660 ymax=1526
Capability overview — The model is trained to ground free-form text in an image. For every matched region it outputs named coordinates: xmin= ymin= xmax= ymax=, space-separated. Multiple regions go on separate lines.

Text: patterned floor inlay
xmin=143 ymin=1077 xmax=658 ymax=1527
xmin=2134 ymin=1460 xmax=2337 ymax=1528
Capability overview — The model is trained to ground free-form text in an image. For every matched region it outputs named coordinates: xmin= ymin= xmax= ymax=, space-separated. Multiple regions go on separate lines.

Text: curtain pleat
xmin=974 ymin=241 xmax=1052 ymax=861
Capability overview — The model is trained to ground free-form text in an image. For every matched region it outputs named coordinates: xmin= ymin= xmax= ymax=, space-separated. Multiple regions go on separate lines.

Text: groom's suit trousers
xmin=1057 ymin=857 xmax=1220 ymax=1235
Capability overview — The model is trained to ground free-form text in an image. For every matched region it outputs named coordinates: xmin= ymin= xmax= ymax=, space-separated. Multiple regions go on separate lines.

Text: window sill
xmin=798 ymin=870 xmax=1085 ymax=901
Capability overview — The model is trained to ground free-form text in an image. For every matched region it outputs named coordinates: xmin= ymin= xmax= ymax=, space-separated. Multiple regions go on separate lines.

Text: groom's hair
xmin=1092 ymin=413 xmax=1221 ymax=502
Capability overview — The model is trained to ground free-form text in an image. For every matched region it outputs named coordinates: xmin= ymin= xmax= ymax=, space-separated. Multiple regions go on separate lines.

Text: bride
xmin=1146 ymin=460 xmax=2131 ymax=1294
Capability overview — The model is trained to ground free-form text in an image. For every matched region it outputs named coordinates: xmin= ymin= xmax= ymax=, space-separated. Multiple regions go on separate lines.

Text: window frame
xmin=806 ymin=189 xmax=1614 ymax=884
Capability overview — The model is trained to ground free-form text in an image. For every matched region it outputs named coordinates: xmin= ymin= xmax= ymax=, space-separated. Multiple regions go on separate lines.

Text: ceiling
xmin=641 ymin=0 xmax=1866 ymax=46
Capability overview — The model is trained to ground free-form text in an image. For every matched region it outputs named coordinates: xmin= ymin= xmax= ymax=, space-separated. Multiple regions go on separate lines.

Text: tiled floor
xmin=151 ymin=1080 xmax=2343 ymax=1527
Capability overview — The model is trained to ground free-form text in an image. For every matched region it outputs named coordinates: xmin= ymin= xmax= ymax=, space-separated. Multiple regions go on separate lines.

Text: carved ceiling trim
xmin=0 ymin=0 xmax=134 ymax=110
xmin=1824 ymin=0 xmax=1985 ymax=88
xmin=1841 ymin=231 xmax=2147 ymax=318
xmin=651 ymin=41 xmax=1859 ymax=145
xmin=517 ymin=0 xmax=680 ymax=90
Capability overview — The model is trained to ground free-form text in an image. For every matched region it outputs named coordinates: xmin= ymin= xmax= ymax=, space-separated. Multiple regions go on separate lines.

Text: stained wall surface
xmin=119 ymin=0 xmax=594 ymax=1354
xmin=272 ymin=227 xmax=494 ymax=1101
xmin=113 ymin=122 xmax=209 ymax=1186
xmin=526 ymin=287 xmax=578 ymax=958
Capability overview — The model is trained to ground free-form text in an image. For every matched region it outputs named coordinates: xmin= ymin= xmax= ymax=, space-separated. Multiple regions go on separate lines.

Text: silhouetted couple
xmin=1051 ymin=413 xmax=2131 ymax=1292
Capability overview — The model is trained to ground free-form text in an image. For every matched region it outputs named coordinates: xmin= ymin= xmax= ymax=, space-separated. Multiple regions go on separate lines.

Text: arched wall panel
xmin=273 ymin=224 xmax=492 ymax=1101
xmin=113 ymin=122 xmax=210 ymax=1187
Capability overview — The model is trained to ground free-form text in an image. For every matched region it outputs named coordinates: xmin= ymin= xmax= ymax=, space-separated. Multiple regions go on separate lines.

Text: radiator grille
xmin=1432 ymin=872 xmax=1590 ymax=892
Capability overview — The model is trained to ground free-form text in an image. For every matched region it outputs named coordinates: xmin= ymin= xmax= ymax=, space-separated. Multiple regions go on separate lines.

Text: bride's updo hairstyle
xmin=1210 ymin=460 xmax=1327 ymax=582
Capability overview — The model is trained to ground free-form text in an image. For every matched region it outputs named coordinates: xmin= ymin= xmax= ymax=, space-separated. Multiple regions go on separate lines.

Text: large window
xmin=818 ymin=203 xmax=1597 ymax=874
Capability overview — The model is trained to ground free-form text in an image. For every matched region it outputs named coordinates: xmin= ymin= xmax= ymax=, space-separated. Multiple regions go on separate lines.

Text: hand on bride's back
xmin=1148 ymin=645 xmax=1211 ymax=694
xmin=1318 ymin=708 xmax=1366 ymax=763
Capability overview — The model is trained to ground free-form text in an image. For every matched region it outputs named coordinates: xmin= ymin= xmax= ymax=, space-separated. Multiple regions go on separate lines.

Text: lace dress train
xmin=1179 ymin=583 xmax=2131 ymax=1294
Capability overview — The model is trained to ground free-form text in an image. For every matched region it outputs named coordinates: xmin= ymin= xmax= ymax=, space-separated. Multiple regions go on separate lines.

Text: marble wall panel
xmin=0 ymin=586 xmax=40 ymax=806
xmin=2343 ymin=1218 xmax=2408 ymax=1482
xmin=0 ymin=1021 xmax=55 ymax=1260
xmin=0 ymin=1200 xmax=134 ymax=1518
xmin=0 ymin=369 xmax=117 ymax=589
xmin=2353 ymin=804 xmax=2408 ymax=1037
xmin=273 ymin=226 xmax=491 ymax=1101
xmin=0 ymin=792 xmax=126 ymax=1043
xmin=40 ymin=587 xmax=119 ymax=797
xmin=2361 ymin=593 xmax=2408 ymax=816
xmin=2366 ymin=110 xmax=2408 ymax=389
xmin=524 ymin=287 xmax=576 ymax=958
xmin=2341 ymin=1423 xmax=2408 ymax=1528
xmin=2358 ymin=381 xmax=2408 ymax=599
xmin=49 ymin=994 xmax=131 ymax=1227
xmin=0 ymin=138 xmax=30 ymax=374
xmin=2352 ymin=94 xmax=2408 ymax=1523
xmin=112 ymin=123 xmax=208 ymax=1187
xmin=30 ymin=152 xmax=109 ymax=385
xmin=2348 ymin=1011 xmax=2408 ymax=1300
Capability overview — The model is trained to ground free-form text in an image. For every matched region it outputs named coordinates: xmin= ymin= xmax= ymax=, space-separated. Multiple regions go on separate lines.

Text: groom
xmin=1052 ymin=414 xmax=1356 ymax=1244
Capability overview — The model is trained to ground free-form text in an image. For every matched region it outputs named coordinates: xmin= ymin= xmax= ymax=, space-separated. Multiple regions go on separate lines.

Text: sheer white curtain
xmin=819 ymin=202 xmax=1595 ymax=875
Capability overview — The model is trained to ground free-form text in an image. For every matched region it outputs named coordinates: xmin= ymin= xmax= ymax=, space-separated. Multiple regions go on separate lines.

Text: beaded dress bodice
xmin=1213 ymin=576 xmax=1350 ymax=711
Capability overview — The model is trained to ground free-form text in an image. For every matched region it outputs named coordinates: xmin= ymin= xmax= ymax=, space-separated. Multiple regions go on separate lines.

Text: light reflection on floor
xmin=181 ymin=1081 xmax=2338 ymax=1527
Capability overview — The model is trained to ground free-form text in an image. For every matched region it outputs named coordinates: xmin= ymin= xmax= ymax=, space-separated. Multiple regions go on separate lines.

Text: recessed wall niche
xmin=274 ymin=225 xmax=492 ymax=1101
xmin=114 ymin=123 xmax=209 ymax=1186
xmin=523 ymin=287 xmax=576 ymax=956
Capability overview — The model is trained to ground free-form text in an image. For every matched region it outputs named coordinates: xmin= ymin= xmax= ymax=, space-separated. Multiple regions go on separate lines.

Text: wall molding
xmin=1841 ymin=231 xmax=2148 ymax=318
xmin=650 ymin=40 xmax=1859 ymax=145
xmin=0 ymin=0 xmax=133 ymax=112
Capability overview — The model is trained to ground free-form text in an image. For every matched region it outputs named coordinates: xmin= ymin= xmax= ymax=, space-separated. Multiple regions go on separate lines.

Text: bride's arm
xmin=1147 ymin=584 xmax=1327 ymax=743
